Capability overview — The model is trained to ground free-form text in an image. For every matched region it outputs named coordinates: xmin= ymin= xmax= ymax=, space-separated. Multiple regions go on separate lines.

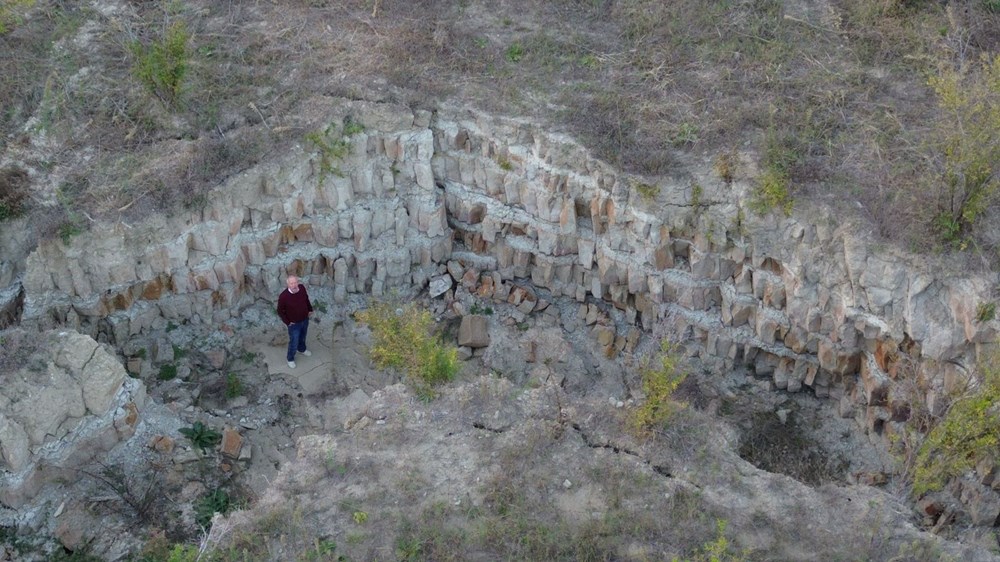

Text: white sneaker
xmin=301 ymin=350 xmax=312 ymax=357
xmin=287 ymin=361 xmax=296 ymax=369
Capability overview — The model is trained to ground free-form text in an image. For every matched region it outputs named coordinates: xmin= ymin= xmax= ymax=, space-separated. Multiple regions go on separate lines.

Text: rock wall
xmin=431 ymin=108 xmax=998 ymax=437
xmin=21 ymin=102 xmax=452 ymax=343
xmin=9 ymin=99 xmax=1000 ymax=517
xmin=0 ymin=331 xmax=146 ymax=508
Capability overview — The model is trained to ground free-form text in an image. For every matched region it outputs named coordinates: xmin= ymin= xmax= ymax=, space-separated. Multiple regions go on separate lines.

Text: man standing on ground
xmin=277 ymin=275 xmax=313 ymax=369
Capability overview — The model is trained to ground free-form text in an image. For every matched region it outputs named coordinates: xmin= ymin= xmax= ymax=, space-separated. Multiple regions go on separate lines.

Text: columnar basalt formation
xmin=7 ymin=100 xmax=1000 ymax=519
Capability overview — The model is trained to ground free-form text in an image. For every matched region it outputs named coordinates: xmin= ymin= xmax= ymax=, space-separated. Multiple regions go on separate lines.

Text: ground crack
xmin=472 ymin=421 xmax=506 ymax=433
xmin=571 ymin=423 xmax=672 ymax=478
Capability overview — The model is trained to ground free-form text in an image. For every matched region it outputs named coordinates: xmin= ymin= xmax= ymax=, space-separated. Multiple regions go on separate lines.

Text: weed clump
xmin=355 ymin=300 xmax=459 ymax=397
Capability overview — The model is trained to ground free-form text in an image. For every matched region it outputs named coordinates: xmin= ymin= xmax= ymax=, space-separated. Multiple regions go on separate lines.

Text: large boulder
xmin=0 ymin=330 xmax=146 ymax=507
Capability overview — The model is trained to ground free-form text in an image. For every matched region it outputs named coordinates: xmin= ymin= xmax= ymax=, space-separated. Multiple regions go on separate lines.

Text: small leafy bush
xmin=750 ymin=166 xmax=792 ymax=216
xmin=179 ymin=421 xmax=222 ymax=452
xmin=631 ymin=341 xmax=687 ymax=434
xmin=130 ymin=21 xmax=191 ymax=104
xmin=58 ymin=221 xmax=84 ymax=245
xmin=912 ymin=356 xmax=1000 ymax=496
xmin=342 ymin=116 xmax=365 ymax=136
xmin=355 ymin=300 xmax=459 ymax=397
xmin=714 ymin=152 xmax=737 ymax=184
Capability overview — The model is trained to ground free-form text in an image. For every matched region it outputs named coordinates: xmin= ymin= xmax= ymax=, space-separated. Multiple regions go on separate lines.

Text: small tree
xmin=927 ymin=53 xmax=1000 ymax=244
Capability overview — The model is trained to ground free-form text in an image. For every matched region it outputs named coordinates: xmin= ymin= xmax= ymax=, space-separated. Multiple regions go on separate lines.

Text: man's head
xmin=286 ymin=275 xmax=299 ymax=292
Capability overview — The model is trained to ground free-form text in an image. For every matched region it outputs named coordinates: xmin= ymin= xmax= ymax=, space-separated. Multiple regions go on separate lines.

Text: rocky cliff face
xmin=5 ymin=99 xmax=999 ymax=519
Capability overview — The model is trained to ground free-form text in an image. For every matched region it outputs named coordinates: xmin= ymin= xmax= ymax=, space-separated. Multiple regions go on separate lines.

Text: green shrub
xmin=631 ymin=341 xmax=687 ymax=434
xmin=195 ymin=488 xmax=233 ymax=528
xmin=130 ymin=21 xmax=190 ymax=104
xmin=342 ymin=116 xmax=365 ymax=136
xmin=179 ymin=421 xmax=222 ymax=452
xmin=469 ymin=302 xmax=493 ymax=315
xmin=355 ymin=301 xmax=459 ymax=397
xmin=912 ymin=355 xmax=1000 ymax=496
xmin=225 ymin=372 xmax=243 ymax=399
xmin=157 ymin=363 xmax=178 ymax=381
xmin=926 ymin=54 xmax=1000 ymax=243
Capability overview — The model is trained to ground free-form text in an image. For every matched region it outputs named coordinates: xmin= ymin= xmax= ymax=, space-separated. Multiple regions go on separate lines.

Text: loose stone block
xmin=458 ymin=315 xmax=490 ymax=348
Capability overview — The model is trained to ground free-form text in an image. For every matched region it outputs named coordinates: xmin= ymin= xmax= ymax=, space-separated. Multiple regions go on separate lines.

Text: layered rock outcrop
xmin=6 ymin=99 xmax=999 ymax=519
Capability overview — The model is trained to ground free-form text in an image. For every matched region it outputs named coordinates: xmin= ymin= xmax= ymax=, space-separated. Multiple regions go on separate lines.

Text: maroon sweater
xmin=277 ymin=284 xmax=313 ymax=325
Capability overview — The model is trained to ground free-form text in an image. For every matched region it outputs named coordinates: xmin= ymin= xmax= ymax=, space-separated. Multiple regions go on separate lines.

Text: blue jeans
xmin=287 ymin=318 xmax=309 ymax=362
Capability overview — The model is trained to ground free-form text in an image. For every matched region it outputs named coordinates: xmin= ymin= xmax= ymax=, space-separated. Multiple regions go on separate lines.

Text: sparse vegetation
xmin=736 ymin=408 xmax=847 ymax=486
xmin=0 ymin=0 xmax=33 ymax=35
xmin=355 ymin=300 xmax=459 ymax=397
xmin=750 ymin=127 xmax=800 ymax=217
